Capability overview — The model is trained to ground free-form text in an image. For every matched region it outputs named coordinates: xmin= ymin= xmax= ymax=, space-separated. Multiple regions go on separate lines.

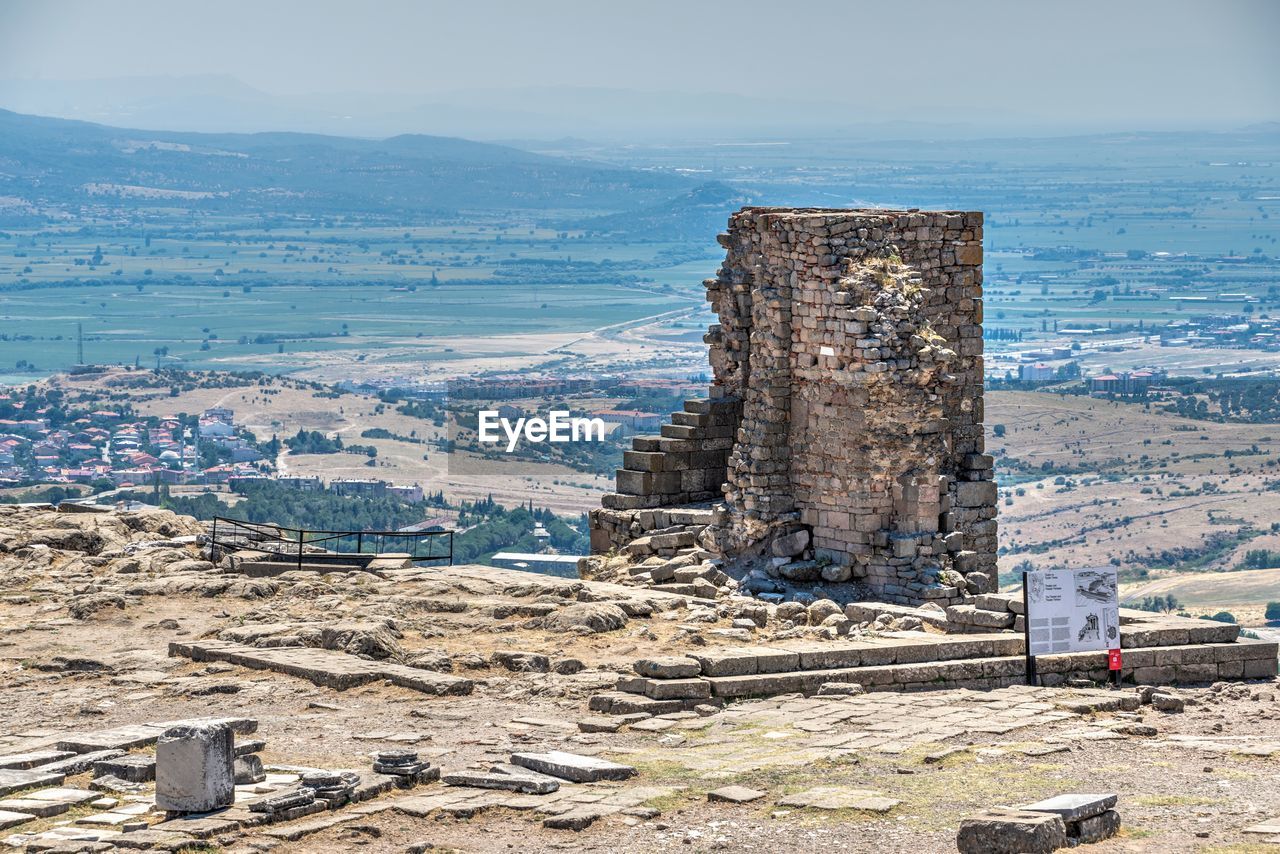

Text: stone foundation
xmin=591 ymin=207 xmax=996 ymax=606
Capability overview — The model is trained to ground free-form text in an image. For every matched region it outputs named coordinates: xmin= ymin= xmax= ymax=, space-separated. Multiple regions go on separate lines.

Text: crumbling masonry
xmin=589 ymin=208 xmax=997 ymax=605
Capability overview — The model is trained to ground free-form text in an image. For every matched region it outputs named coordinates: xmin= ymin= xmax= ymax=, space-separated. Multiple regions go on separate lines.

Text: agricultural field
xmin=2 ymin=119 xmax=1278 ymax=386
xmin=990 ymin=390 xmax=1280 ymax=624
xmin=0 ymin=221 xmax=713 ymax=379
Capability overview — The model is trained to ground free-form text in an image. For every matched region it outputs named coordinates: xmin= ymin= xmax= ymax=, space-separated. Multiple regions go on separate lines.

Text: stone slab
xmin=629 ymin=718 xmax=676 ymax=733
xmin=56 ymin=725 xmax=169 ymax=754
xmin=1021 ymin=792 xmax=1117 ymax=822
xmin=36 ymin=750 xmax=126 ymax=777
xmin=1244 ymin=818 xmax=1280 ymax=835
xmin=707 ymin=786 xmax=766 ymax=804
xmin=109 ymin=829 xmax=199 ymax=849
xmin=0 ymin=797 xmax=72 ymax=818
xmin=22 ymin=787 xmax=99 ymax=805
xmin=510 ymin=751 xmax=636 ymax=783
xmin=633 ymin=656 xmax=701 ymax=679
xmin=0 ymin=750 xmax=73 ymax=770
xmin=777 ymin=786 xmax=899 ymax=812
xmin=0 ymin=809 xmax=34 ymax=830
xmin=542 ymin=806 xmax=613 ymax=830
xmin=0 ymin=768 xmax=65 ymax=797
xmin=0 ymin=788 xmax=97 ymax=818
xmin=443 ymin=770 xmax=558 ymax=795
xmin=261 ymin=813 xmax=360 ymax=841
xmin=93 ymin=754 xmax=156 ymax=783
xmin=234 ymin=740 xmax=267 ymax=757
xmin=169 ymin=640 xmax=473 ymax=696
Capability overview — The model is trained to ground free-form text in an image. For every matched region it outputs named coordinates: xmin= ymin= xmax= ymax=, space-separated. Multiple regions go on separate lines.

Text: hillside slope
xmin=0 ymin=109 xmax=690 ymax=216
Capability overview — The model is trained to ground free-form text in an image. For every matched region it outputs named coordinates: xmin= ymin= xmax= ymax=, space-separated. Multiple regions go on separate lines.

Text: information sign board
xmin=1024 ymin=567 xmax=1120 ymax=657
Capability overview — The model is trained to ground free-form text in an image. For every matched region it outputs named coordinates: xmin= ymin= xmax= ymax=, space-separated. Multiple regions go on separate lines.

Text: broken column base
xmin=154 ymin=722 xmax=235 ymax=814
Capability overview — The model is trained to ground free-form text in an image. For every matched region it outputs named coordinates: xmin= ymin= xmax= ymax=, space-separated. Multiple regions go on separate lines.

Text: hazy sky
xmin=1 ymin=0 xmax=1277 ymax=133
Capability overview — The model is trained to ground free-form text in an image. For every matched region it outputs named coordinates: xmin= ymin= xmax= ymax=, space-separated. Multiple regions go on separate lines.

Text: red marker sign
xmin=1108 ymin=648 xmax=1123 ymax=671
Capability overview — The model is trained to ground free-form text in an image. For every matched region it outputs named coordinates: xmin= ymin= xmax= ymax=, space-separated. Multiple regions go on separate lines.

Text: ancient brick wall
xmin=591 ymin=207 xmax=996 ymax=605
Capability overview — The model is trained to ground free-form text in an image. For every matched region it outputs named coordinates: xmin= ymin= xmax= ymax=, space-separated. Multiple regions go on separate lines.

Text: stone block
xmin=1021 ymin=793 xmax=1117 ymax=822
xmin=443 ymin=769 xmax=559 ymax=795
xmin=510 ymin=751 xmax=636 ymax=783
xmin=689 ymin=646 xmax=799 ymax=677
xmin=234 ymin=754 xmax=265 ymax=785
xmin=946 ymin=604 xmax=1015 ymax=629
xmin=0 ymin=768 xmax=64 ymax=797
xmin=1073 ymin=809 xmax=1121 ymax=843
xmin=957 ymin=808 xmax=1067 ymax=854
xmin=954 ymin=480 xmax=997 ymax=508
xmin=639 ymin=677 xmax=711 ymax=700
xmin=973 ymin=594 xmax=1013 ymax=614
xmin=93 ymin=753 xmax=155 ymax=783
xmin=154 ymin=722 xmax=235 ymax=814
xmin=634 ymin=656 xmax=702 ymax=679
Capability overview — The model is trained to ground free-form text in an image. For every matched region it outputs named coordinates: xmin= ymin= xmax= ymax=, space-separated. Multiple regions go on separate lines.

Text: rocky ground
xmin=3 ymin=506 xmax=1280 ymax=852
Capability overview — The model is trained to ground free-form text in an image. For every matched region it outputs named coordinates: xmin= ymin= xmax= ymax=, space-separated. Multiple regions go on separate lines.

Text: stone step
xmin=631 ymin=436 xmax=663 ymax=452
xmin=616 ymin=676 xmax=712 ymax=701
xmin=681 ymin=633 xmax=1024 ymax=678
xmin=623 ymin=450 xmax=666 ymax=473
xmin=702 ymin=639 xmax=1277 ymax=698
xmin=670 ymin=411 xmax=710 ymax=428
xmin=660 ymin=424 xmax=704 ymax=440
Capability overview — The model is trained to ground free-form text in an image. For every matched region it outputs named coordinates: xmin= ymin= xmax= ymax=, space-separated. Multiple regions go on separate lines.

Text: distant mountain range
xmin=0 ymin=75 xmax=978 ymax=141
xmin=0 ymin=109 xmax=693 ymax=219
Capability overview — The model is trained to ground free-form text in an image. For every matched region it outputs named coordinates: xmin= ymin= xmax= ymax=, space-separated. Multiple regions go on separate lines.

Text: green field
xmin=0 ymin=277 xmax=700 ymax=374
xmin=2 ymin=126 xmax=1278 ymax=379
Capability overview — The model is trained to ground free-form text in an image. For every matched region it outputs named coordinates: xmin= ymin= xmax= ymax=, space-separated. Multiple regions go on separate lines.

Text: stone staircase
xmin=597 ymin=396 xmax=742 ymax=514
xmin=589 ymin=623 xmax=1279 ymax=713
xmin=589 ymin=395 xmax=741 ymax=555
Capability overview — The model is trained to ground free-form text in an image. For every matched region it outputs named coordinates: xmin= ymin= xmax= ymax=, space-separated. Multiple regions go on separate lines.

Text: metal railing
xmin=210 ymin=516 xmax=453 ymax=569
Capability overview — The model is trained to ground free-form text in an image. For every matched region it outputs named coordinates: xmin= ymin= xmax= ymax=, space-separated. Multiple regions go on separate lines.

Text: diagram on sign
xmin=1077 ymin=613 xmax=1101 ymax=644
xmin=1074 ymin=569 xmax=1118 ymax=606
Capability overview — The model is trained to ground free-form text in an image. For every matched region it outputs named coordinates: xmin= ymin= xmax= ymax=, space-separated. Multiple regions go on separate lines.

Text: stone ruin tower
xmin=589 ymin=207 xmax=997 ymax=606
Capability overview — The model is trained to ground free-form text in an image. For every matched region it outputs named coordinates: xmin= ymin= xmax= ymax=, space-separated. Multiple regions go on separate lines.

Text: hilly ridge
xmin=0 ymin=109 xmax=692 ymax=218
